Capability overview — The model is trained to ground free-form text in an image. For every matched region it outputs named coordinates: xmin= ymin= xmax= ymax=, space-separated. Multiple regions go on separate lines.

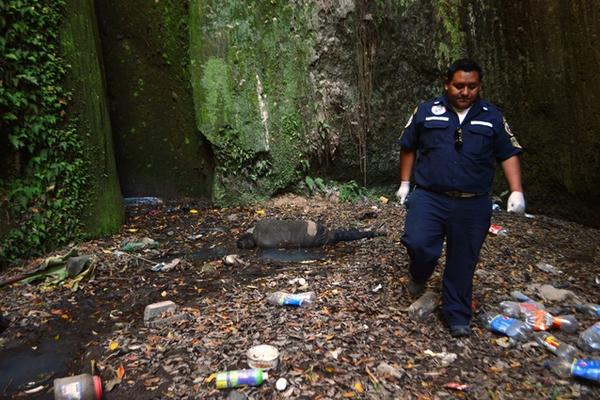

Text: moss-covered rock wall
xmin=188 ymin=0 xmax=317 ymax=204
xmin=462 ymin=0 xmax=600 ymax=224
xmin=60 ymin=0 xmax=124 ymax=236
xmin=312 ymin=1 xmax=468 ymax=185
xmin=95 ymin=0 xmax=213 ymax=198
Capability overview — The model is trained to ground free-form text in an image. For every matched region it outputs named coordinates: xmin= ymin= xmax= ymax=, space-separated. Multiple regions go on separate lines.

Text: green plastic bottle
xmin=215 ymin=369 xmax=267 ymax=389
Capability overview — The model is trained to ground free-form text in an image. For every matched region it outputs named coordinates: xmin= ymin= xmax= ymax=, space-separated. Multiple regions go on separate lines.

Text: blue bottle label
xmin=490 ymin=315 xmax=518 ymax=335
xmin=282 ymin=295 xmax=303 ymax=307
xmin=571 ymin=360 xmax=600 ymax=382
xmin=591 ymin=323 xmax=600 ymax=334
xmin=596 ymin=306 xmax=600 ymax=317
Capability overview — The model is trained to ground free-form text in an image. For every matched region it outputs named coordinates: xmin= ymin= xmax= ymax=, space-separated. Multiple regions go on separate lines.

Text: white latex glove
xmin=507 ymin=191 xmax=526 ymax=214
xmin=396 ymin=181 xmax=411 ymax=205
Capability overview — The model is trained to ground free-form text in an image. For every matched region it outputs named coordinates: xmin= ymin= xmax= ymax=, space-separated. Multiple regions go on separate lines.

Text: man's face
xmin=444 ymin=70 xmax=481 ymax=110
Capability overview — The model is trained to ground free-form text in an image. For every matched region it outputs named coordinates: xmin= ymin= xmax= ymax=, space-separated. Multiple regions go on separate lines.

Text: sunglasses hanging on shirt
xmin=454 ymin=128 xmax=463 ymax=151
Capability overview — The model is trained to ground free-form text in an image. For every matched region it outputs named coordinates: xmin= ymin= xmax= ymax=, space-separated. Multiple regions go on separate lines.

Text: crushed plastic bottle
xmin=407 ymin=291 xmax=439 ymax=320
xmin=266 ymin=291 xmax=315 ymax=307
xmin=524 ymin=310 xmax=579 ymax=333
xmin=216 ymin=369 xmax=267 ymax=389
xmin=534 ymin=331 xmax=578 ymax=360
xmin=578 ymin=322 xmax=600 ymax=353
xmin=500 ymin=300 xmax=544 ymax=318
xmin=481 ymin=312 xmax=531 ymax=343
xmin=544 ymin=358 xmax=600 ymax=383
xmin=510 ymin=290 xmax=535 ymax=303
xmin=575 ymin=303 xmax=600 ymax=317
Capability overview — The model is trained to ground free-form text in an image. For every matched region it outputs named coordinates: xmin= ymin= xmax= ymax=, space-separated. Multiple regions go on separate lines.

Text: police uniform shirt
xmin=398 ymin=95 xmax=522 ymax=194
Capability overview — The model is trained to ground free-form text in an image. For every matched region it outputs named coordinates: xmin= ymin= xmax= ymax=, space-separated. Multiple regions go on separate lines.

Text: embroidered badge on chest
xmin=431 ymin=105 xmax=446 ymax=115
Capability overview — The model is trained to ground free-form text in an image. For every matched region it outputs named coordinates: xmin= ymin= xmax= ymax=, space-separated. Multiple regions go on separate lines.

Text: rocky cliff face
xmin=61 ymin=0 xmax=124 ymax=236
xmin=463 ymin=0 xmax=600 ymax=224
xmin=95 ymin=0 xmax=213 ymax=198
xmin=92 ymin=0 xmax=599 ymax=221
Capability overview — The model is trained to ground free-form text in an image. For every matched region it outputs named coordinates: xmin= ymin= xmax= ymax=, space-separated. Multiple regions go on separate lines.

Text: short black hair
xmin=236 ymin=233 xmax=257 ymax=249
xmin=445 ymin=58 xmax=483 ymax=82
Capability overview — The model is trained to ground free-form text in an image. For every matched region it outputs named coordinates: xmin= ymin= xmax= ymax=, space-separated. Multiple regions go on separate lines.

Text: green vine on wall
xmin=0 ymin=0 xmax=86 ymax=265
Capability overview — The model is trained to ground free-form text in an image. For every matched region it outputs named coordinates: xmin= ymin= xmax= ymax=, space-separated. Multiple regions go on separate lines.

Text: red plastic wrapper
xmin=488 ymin=224 xmax=505 ymax=235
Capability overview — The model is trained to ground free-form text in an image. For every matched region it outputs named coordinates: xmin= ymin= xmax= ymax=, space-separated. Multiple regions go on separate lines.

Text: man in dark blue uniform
xmin=396 ymin=59 xmax=525 ymax=337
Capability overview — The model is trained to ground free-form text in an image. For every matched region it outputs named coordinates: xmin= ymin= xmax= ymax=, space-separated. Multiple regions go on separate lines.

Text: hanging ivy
xmin=0 ymin=0 xmax=86 ymax=265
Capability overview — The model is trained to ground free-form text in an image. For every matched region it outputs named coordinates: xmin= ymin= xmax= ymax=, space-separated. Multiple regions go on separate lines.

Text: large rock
xmin=60 ymin=0 xmax=124 ymax=236
xmin=95 ymin=0 xmax=213 ymax=199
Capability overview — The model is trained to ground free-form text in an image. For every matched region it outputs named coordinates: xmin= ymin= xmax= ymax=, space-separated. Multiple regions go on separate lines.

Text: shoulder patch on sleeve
xmin=404 ymin=106 xmax=418 ymax=128
xmin=503 ymin=117 xmax=522 ymax=149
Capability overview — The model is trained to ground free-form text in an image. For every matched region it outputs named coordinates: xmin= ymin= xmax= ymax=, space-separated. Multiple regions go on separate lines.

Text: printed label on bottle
xmin=543 ymin=335 xmax=560 ymax=352
xmin=526 ymin=310 xmax=552 ymax=331
xmin=60 ymin=381 xmax=82 ymax=399
xmin=595 ymin=307 xmax=600 ymax=316
xmin=217 ymin=369 xmax=261 ymax=388
xmin=571 ymin=360 xmax=600 ymax=382
xmin=282 ymin=295 xmax=303 ymax=306
xmin=519 ymin=303 xmax=539 ymax=313
xmin=490 ymin=315 xmax=518 ymax=335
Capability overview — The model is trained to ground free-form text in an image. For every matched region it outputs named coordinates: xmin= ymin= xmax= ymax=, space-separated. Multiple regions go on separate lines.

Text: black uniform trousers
xmin=401 ymin=188 xmax=491 ymax=326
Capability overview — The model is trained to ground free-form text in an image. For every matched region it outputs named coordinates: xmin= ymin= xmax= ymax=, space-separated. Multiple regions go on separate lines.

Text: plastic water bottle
xmin=510 ymin=290 xmax=535 ymax=303
xmin=524 ymin=310 xmax=579 ymax=333
xmin=544 ymin=358 xmax=600 ymax=383
xmin=53 ymin=374 xmax=102 ymax=400
xmin=500 ymin=301 xmax=544 ymax=318
xmin=481 ymin=312 xmax=531 ymax=342
xmin=575 ymin=303 xmax=600 ymax=317
xmin=534 ymin=332 xmax=578 ymax=359
xmin=407 ymin=291 xmax=439 ymax=320
xmin=215 ymin=369 xmax=268 ymax=389
xmin=578 ymin=322 xmax=600 ymax=353
xmin=266 ymin=291 xmax=315 ymax=307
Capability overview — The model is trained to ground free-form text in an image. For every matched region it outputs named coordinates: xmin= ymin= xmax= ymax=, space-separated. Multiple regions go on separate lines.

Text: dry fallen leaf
xmin=109 ymin=341 xmax=119 ymax=351
xmin=354 ymin=382 xmax=364 ymax=393
xmin=116 ymin=364 xmax=125 ymax=380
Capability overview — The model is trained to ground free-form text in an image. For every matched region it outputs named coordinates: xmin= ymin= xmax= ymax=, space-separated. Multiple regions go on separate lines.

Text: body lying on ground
xmin=236 ymin=219 xmax=384 ymax=249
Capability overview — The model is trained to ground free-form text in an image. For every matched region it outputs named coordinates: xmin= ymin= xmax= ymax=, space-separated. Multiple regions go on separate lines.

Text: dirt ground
xmin=1 ymin=194 xmax=599 ymax=399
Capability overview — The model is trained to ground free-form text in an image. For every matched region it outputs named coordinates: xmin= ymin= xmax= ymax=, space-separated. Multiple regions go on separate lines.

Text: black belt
xmin=443 ymin=190 xmax=486 ymax=198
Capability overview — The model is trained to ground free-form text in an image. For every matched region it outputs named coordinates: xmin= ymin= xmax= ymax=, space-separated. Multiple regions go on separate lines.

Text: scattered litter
xmin=423 ymin=349 xmax=457 ymax=367
xmin=489 ymin=224 xmax=508 ymax=236
xmin=275 ymin=377 xmax=288 ymax=391
xmin=444 ymin=381 xmax=469 ymax=391
xmin=151 ymin=258 xmax=181 ymax=272
xmin=376 ymin=362 xmax=403 ymax=379
xmin=123 ymin=197 xmax=163 ymax=206
xmin=216 ymin=369 xmax=267 ymax=389
xmin=222 ymin=254 xmax=249 ymax=267
xmin=379 ymin=196 xmax=389 ymax=204
xmin=121 ymin=237 xmax=158 ymax=252
xmin=288 ymin=277 xmax=307 ymax=286
xmin=536 ymin=262 xmax=562 ymax=274
xmin=53 ymin=373 xmax=102 ymax=400
xmin=266 ymin=291 xmax=315 ymax=307
xmin=246 ymin=344 xmax=279 ymax=371
xmin=407 ymin=292 xmax=439 ymax=320
xmin=371 ymin=283 xmax=383 ymax=293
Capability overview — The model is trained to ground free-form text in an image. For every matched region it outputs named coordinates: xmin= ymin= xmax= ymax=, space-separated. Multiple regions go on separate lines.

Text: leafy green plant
xmin=304 ymin=176 xmax=326 ymax=194
xmin=0 ymin=0 xmax=86 ymax=264
xmin=338 ymin=180 xmax=367 ymax=203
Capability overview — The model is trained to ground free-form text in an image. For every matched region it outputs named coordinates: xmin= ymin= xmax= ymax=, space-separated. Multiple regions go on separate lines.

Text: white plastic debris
xmin=275 ymin=377 xmax=288 ymax=391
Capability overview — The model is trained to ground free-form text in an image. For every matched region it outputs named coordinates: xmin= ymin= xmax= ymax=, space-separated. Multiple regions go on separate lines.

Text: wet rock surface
xmin=1 ymin=195 xmax=599 ymax=399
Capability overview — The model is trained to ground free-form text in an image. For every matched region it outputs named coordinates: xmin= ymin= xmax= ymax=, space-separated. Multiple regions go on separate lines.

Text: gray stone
xmin=143 ymin=301 xmax=177 ymax=322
